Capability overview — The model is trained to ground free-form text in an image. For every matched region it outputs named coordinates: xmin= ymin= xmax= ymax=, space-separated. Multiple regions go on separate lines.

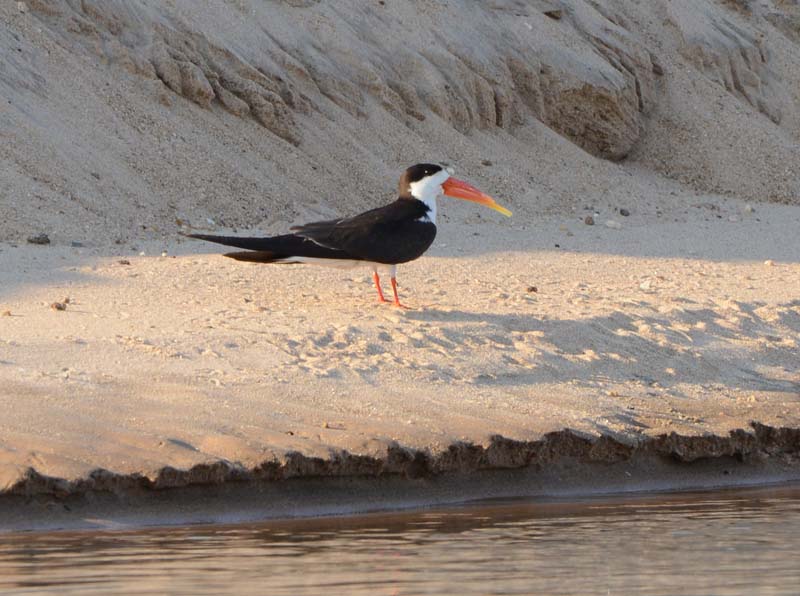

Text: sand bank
xmin=2 ymin=1 xmax=800 ymax=530
xmin=2 ymin=203 xmax=799 ymax=530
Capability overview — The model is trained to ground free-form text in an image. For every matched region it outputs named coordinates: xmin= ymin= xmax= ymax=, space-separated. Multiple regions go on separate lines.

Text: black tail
xmin=185 ymin=233 xmax=356 ymax=262
xmin=185 ymin=233 xmax=284 ymax=252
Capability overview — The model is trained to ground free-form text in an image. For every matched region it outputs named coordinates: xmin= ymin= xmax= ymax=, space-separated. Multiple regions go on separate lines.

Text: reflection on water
xmin=2 ymin=486 xmax=800 ymax=595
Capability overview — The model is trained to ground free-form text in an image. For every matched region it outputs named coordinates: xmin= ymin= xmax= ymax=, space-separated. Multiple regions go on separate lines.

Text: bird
xmin=186 ymin=163 xmax=511 ymax=308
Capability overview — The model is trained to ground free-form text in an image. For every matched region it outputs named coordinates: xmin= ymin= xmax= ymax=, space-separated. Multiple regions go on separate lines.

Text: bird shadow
xmin=403 ymin=301 xmax=800 ymax=396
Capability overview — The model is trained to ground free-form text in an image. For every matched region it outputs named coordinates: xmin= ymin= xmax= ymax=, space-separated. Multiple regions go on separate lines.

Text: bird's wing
xmin=290 ymin=200 xmax=429 ymax=257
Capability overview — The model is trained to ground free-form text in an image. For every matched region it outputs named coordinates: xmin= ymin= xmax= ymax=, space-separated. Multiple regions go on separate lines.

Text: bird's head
xmin=399 ymin=163 xmax=512 ymax=217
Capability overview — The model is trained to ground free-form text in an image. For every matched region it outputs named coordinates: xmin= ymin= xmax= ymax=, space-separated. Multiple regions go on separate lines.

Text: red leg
xmin=390 ymin=276 xmax=408 ymax=309
xmin=373 ymin=271 xmax=388 ymax=303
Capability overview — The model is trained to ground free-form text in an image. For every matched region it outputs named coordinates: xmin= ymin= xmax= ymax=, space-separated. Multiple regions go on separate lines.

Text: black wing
xmin=290 ymin=199 xmax=436 ymax=264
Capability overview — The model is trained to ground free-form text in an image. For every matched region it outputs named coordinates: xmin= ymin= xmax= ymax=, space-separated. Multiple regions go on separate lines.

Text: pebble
xmin=27 ymin=233 xmax=50 ymax=245
xmin=764 ymin=260 xmax=775 ymax=267
xmin=70 ymin=241 xmax=84 ymax=248
xmin=619 ymin=208 xmax=630 ymax=217
xmin=16 ymin=2 xmax=27 ymax=13
xmin=1 ymin=310 xmax=11 ymax=317
xmin=605 ymin=220 xmax=622 ymax=229
xmin=639 ymin=279 xmax=652 ymax=291
xmin=526 ymin=286 xmax=538 ymax=293
xmin=118 ymin=259 xmax=131 ymax=265
xmin=743 ymin=204 xmax=755 ymax=213
xmin=584 ymin=216 xmax=595 ymax=225
xmin=50 ymin=302 xmax=67 ymax=311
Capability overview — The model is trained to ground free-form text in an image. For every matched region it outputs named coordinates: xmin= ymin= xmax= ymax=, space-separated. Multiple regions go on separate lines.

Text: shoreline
xmin=3 ymin=423 xmax=799 ymax=533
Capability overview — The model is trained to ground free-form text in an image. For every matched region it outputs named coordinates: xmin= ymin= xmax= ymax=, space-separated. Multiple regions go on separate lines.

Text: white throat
xmin=409 ymin=170 xmax=450 ymax=225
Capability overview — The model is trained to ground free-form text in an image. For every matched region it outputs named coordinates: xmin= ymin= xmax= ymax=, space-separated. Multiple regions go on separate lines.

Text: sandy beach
xmin=2 ymin=200 xmax=799 ymax=528
xmin=1 ymin=0 xmax=799 ymax=529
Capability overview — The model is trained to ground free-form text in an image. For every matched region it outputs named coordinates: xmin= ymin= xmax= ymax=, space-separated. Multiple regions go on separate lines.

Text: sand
xmin=2 ymin=196 xmax=799 ymax=503
xmin=1 ymin=0 xmax=799 ymax=528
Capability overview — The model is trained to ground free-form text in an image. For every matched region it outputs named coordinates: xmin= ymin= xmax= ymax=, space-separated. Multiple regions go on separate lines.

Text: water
xmin=2 ymin=486 xmax=799 ymax=595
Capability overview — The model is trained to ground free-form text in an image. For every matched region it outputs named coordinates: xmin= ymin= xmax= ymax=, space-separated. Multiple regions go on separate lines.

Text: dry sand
xmin=1 ymin=0 xmax=800 ymax=527
xmin=2 ymin=196 xmax=799 ymax=512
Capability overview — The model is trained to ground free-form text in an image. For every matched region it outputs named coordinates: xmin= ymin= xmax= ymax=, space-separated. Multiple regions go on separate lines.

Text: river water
xmin=1 ymin=485 xmax=799 ymax=595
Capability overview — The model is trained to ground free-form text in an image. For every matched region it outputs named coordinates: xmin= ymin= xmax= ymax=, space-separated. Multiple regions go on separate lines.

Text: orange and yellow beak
xmin=441 ymin=178 xmax=512 ymax=217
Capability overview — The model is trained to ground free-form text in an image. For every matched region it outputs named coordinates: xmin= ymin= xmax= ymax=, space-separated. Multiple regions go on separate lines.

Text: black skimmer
xmin=187 ymin=164 xmax=511 ymax=307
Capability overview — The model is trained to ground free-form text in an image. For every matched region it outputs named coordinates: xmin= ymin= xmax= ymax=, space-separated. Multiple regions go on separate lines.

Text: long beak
xmin=441 ymin=178 xmax=512 ymax=217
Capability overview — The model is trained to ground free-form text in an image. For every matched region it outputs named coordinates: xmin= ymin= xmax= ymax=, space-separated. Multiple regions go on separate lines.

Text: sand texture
xmin=1 ymin=0 xmax=800 ymax=516
xmin=2 ymin=205 xmax=799 ymax=496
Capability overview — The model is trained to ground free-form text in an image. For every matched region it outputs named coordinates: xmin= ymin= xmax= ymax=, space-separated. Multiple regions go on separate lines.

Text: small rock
xmin=27 ymin=233 xmax=50 ymax=245
xmin=16 ymin=2 xmax=27 ymax=13
xmin=1 ymin=310 xmax=11 ymax=317
xmin=764 ymin=260 xmax=775 ymax=267
xmin=526 ymin=286 xmax=538 ymax=293
xmin=481 ymin=159 xmax=493 ymax=166
xmin=584 ymin=215 xmax=595 ymax=225
xmin=50 ymin=302 xmax=67 ymax=311
xmin=605 ymin=220 xmax=622 ymax=229
xmin=743 ymin=204 xmax=755 ymax=213
xmin=118 ymin=259 xmax=131 ymax=265
xmin=543 ymin=8 xmax=562 ymax=19
xmin=62 ymin=297 xmax=70 ymax=304
xmin=90 ymin=172 xmax=101 ymax=180
xmin=639 ymin=280 xmax=652 ymax=291
xmin=70 ymin=241 xmax=84 ymax=248
xmin=619 ymin=208 xmax=630 ymax=217
xmin=161 ymin=251 xmax=168 ymax=257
